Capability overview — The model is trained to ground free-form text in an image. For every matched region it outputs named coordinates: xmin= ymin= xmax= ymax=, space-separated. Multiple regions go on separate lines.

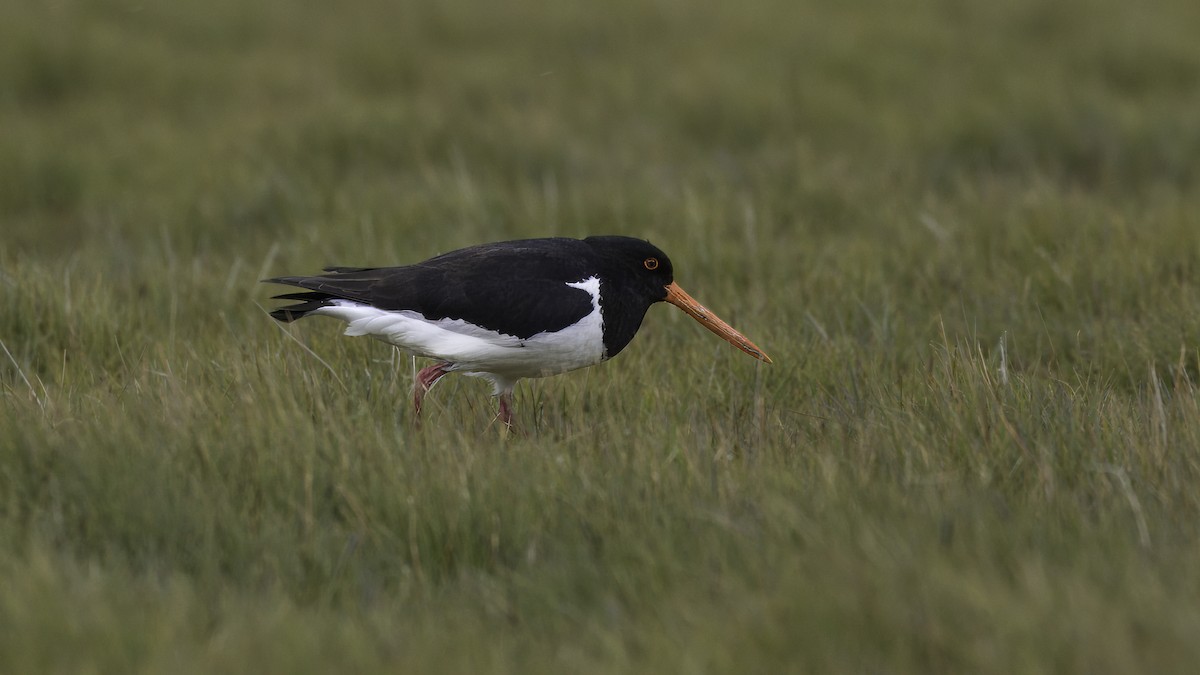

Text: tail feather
xmin=263 ymin=276 xmax=341 ymax=322
xmin=263 ymin=268 xmax=387 ymax=322
xmin=267 ymin=291 xmax=336 ymax=322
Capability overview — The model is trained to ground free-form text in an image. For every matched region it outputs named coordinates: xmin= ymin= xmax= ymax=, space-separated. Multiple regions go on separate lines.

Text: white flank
xmin=311 ymin=276 xmax=606 ymax=394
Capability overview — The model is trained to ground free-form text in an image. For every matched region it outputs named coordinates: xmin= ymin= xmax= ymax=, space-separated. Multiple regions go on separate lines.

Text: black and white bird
xmin=264 ymin=236 xmax=771 ymax=428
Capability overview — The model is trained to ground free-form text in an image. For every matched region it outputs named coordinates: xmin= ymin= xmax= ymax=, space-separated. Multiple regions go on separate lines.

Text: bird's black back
xmin=266 ymin=238 xmax=601 ymax=339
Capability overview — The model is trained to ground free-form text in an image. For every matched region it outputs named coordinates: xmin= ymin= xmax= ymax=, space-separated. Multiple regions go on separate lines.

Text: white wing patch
xmin=310 ymin=276 xmax=606 ymax=394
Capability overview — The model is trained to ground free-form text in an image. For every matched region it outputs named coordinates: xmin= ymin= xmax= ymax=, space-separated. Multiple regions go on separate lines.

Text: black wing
xmin=264 ymin=238 xmax=600 ymax=339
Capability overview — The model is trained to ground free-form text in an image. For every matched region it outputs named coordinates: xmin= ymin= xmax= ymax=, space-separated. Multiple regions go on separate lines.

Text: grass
xmin=3 ymin=0 xmax=1200 ymax=671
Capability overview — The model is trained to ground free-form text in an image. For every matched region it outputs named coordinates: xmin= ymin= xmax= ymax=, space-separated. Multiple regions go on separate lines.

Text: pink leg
xmin=497 ymin=390 xmax=514 ymax=429
xmin=413 ymin=362 xmax=451 ymax=424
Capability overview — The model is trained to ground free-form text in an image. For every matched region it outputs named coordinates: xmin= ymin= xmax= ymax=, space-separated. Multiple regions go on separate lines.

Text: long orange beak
xmin=664 ymin=282 xmax=772 ymax=363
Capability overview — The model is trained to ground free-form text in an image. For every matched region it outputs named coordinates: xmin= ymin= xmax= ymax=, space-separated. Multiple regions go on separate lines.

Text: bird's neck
xmin=598 ymin=279 xmax=653 ymax=359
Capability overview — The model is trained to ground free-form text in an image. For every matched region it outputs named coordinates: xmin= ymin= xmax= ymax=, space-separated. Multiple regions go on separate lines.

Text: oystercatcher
xmin=265 ymin=236 xmax=771 ymax=428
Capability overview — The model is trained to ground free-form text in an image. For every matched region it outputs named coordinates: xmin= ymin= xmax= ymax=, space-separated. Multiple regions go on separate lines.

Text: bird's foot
xmin=412 ymin=362 xmax=451 ymax=427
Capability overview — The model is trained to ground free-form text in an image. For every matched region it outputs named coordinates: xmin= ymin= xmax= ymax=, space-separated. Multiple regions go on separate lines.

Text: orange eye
xmin=643 ymin=257 xmax=659 ymax=270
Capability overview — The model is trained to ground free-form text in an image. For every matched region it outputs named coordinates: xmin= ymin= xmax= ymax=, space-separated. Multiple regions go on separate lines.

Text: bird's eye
xmin=643 ymin=257 xmax=659 ymax=270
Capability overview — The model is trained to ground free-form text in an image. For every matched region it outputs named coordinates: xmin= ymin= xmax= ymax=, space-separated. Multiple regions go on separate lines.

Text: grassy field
xmin=3 ymin=0 xmax=1200 ymax=671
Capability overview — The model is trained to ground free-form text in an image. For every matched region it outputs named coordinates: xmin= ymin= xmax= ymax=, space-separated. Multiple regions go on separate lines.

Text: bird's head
xmin=585 ymin=236 xmax=772 ymax=364
xmin=585 ymin=235 xmax=675 ymax=297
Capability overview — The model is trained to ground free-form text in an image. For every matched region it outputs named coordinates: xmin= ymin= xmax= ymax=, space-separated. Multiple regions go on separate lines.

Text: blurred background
xmin=6 ymin=0 xmax=1197 ymax=261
